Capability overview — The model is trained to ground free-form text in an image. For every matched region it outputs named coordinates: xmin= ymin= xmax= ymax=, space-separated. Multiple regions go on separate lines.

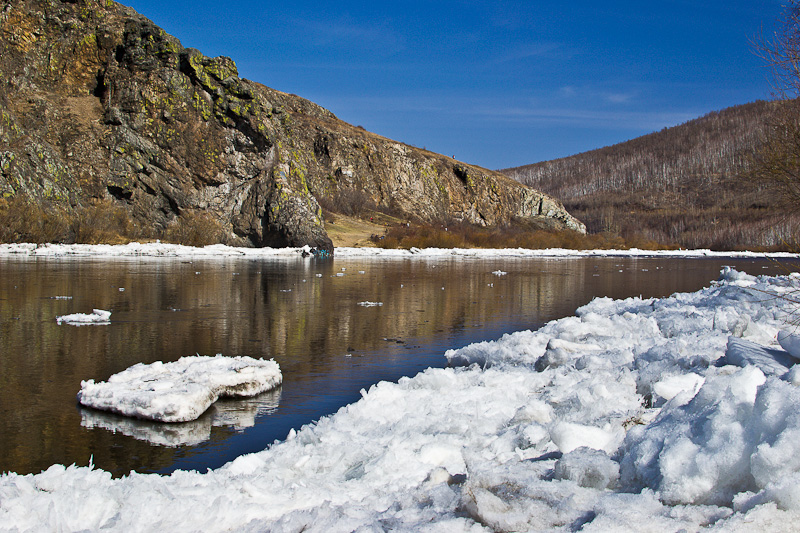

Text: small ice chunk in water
xmin=56 ymin=309 xmax=111 ymax=325
xmin=77 ymin=355 xmax=282 ymax=422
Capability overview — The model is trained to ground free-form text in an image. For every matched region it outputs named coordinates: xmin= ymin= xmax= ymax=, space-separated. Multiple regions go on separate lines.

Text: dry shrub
xmin=0 ymin=196 xmax=227 ymax=246
xmin=69 ymin=199 xmax=140 ymax=244
xmin=317 ymin=188 xmax=376 ymax=217
xmin=0 ymin=196 xmax=70 ymax=243
xmin=163 ymin=210 xmax=226 ymax=247
xmin=0 ymin=196 xmax=146 ymax=244
xmin=370 ymin=221 xmax=675 ymax=251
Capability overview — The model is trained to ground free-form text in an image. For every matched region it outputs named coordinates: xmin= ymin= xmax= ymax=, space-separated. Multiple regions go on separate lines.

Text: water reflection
xmin=0 ymin=254 xmax=794 ymax=477
xmin=79 ymin=388 xmax=282 ymax=447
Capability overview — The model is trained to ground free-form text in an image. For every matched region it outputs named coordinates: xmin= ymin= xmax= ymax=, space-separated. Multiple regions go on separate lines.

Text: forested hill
xmin=502 ymin=100 xmax=795 ymax=249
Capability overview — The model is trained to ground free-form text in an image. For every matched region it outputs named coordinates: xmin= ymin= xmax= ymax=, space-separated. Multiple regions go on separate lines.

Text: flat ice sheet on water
xmin=77 ymin=355 xmax=282 ymax=422
xmin=8 ymin=266 xmax=800 ymax=531
xmin=56 ymin=309 xmax=111 ymax=325
xmin=80 ymin=388 xmax=282 ymax=446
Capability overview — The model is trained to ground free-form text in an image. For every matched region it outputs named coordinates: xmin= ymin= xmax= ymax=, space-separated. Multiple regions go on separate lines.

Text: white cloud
xmin=290 ymin=16 xmax=405 ymax=53
xmin=492 ymin=42 xmax=563 ymax=64
xmin=559 ymin=86 xmax=577 ymax=98
xmin=604 ymin=92 xmax=636 ymax=104
xmin=316 ymin=93 xmax=696 ymax=133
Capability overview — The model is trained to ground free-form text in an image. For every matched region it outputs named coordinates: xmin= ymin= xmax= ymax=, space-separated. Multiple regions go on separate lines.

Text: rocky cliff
xmin=0 ymin=0 xmax=584 ymax=250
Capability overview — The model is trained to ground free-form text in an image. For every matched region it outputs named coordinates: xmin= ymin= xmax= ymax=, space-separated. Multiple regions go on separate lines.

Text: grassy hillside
xmin=502 ymin=100 xmax=798 ymax=250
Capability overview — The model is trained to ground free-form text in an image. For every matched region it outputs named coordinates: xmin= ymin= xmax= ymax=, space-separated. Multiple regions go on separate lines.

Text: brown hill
xmin=502 ymin=100 xmax=796 ymax=249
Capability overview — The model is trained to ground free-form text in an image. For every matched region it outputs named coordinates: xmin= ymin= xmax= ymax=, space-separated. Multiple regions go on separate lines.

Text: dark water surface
xmin=0 ymin=254 xmax=794 ymax=477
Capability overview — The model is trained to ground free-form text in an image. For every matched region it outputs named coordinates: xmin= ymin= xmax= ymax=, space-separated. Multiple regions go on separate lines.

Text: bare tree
xmin=757 ymin=0 xmax=800 ymax=99
xmin=751 ymin=101 xmax=800 ymax=211
xmin=752 ymin=1 xmax=800 ymax=215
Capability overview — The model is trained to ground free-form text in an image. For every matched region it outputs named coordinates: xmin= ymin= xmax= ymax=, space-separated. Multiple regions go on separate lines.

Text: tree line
xmin=502 ymin=100 xmax=797 ymax=250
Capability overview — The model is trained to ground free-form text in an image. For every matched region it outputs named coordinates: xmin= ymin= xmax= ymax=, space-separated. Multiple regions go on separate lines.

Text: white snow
xmin=56 ymin=308 xmax=111 ymax=325
xmin=77 ymin=355 xmax=282 ymax=423
xmin=5 ymin=262 xmax=800 ymax=531
xmin=778 ymin=330 xmax=800 ymax=359
xmin=2 ymin=241 xmax=799 ymax=259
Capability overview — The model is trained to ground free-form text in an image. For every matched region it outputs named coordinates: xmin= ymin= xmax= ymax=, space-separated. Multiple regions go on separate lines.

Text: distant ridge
xmin=502 ymin=100 xmax=797 ymax=249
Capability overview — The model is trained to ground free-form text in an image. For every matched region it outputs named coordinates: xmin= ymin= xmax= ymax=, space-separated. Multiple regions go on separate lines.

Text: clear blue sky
xmin=123 ymin=1 xmax=782 ymax=170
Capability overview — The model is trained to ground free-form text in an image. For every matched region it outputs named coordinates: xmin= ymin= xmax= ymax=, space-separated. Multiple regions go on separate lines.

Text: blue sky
xmin=124 ymin=1 xmax=782 ymax=170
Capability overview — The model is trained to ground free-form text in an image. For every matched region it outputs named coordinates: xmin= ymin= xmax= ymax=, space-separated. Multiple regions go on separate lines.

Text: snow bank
xmin=0 ymin=242 xmax=308 ymax=258
xmin=77 ymin=355 xmax=282 ymax=423
xmin=56 ymin=308 xmax=111 ymax=325
xmin=4 ymin=268 xmax=800 ymax=531
xmin=2 ymin=241 xmax=799 ymax=259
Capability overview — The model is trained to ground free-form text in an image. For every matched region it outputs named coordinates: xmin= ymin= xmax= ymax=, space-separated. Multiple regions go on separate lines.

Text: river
xmin=0 ymin=253 xmax=793 ymax=476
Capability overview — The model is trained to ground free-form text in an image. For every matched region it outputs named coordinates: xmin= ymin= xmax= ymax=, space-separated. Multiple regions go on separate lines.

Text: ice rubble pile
xmin=3 ymin=268 xmax=800 ymax=531
xmin=77 ymin=355 xmax=282 ymax=422
xmin=55 ymin=309 xmax=111 ymax=325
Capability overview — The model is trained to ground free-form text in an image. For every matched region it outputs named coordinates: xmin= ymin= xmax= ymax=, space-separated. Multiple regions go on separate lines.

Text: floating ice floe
xmin=77 ymin=355 xmax=282 ymax=423
xmin=56 ymin=309 xmax=111 ymax=326
xmin=8 ymin=268 xmax=800 ymax=531
xmin=80 ymin=388 xmax=282 ymax=447
xmin=357 ymin=301 xmax=383 ymax=307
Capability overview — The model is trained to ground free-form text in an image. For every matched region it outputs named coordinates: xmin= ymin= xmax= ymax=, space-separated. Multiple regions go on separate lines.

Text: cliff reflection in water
xmin=1 ymin=255 xmax=787 ymax=477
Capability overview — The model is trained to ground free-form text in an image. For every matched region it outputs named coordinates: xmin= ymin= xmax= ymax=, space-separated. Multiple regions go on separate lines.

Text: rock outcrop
xmin=0 ymin=0 xmax=584 ymax=250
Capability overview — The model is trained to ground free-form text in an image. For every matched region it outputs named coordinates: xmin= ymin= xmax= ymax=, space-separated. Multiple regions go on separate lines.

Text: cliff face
xmin=0 ymin=0 xmax=584 ymax=250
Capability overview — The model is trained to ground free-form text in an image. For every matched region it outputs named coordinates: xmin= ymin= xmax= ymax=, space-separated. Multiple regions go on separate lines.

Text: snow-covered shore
xmin=3 ymin=260 xmax=800 ymax=530
xmin=1 ymin=241 xmax=798 ymax=259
